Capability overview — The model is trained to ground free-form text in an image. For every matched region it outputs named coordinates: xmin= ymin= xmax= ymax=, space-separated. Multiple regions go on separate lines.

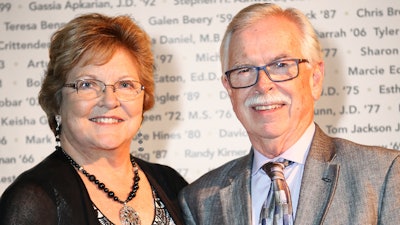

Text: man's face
xmin=222 ymin=16 xmax=324 ymax=154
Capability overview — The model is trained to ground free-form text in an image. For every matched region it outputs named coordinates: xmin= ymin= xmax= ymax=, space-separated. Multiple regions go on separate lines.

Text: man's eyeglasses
xmin=224 ymin=58 xmax=309 ymax=89
xmin=64 ymin=79 xmax=144 ymax=101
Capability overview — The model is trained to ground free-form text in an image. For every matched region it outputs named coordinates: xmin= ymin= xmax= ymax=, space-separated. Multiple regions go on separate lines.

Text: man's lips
xmin=89 ymin=117 xmax=123 ymax=124
xmin=252 ymin=103 xmax=285 ymax=111
xmin=253 ymin=103 xmax=285 ymax=111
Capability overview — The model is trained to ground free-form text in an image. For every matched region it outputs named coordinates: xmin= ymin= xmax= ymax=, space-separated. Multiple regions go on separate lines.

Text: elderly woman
xmin=0 ymin=13 xmax=187 ymax=225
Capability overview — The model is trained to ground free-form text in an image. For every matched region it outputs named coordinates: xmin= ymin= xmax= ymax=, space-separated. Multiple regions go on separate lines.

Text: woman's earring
xmin=55 ymin=115 xmax=61 ymax=146
xmin=136 ymin=131 xmax=144 ymax=152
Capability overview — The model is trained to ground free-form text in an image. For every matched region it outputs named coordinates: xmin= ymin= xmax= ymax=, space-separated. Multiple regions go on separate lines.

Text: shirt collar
xmin=252 ymin=123 xmax=315 ymax=176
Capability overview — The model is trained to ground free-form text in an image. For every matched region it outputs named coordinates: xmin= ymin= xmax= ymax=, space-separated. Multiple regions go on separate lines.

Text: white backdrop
xmin=0 ymin=0 xmax=399 ymax=194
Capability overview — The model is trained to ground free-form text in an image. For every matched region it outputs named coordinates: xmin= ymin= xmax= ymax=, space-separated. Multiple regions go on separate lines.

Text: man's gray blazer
xmin=179 ymin=124 xmax=400 ymax=225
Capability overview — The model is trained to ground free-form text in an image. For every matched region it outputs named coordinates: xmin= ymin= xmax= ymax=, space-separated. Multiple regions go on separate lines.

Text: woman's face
xmin=59 ymin=47 xmax=144 ymax=152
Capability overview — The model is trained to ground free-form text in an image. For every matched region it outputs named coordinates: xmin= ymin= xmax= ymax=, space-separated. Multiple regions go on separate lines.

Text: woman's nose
xmin=98 ymin=86 xmax=120 ymax=108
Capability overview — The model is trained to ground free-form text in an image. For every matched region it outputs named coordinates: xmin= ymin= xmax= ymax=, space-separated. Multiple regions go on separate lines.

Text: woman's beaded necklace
xmin=59 ymin=146 xmax=142 ymax=225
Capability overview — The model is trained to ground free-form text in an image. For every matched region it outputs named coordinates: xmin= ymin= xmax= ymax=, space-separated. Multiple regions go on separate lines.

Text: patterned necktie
xmin=259 ymin=160 xmax=294 ymax=225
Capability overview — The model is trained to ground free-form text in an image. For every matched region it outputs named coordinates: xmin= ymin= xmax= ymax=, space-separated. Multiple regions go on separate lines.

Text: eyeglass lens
xmin=72 ymin=79 xmax=143 ymax=101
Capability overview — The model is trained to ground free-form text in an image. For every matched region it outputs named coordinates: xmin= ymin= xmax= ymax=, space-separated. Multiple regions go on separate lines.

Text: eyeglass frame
xmin=63 ymin=78 xmax=145 ymax=101
xmin=224 ymin=58 xmax=309 ymax=89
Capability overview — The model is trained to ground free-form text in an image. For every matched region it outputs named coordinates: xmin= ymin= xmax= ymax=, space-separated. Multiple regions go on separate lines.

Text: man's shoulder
xmin=332 ymin=136 xmax=399 ymax=157
xmin=314 ymin=124 xmax=399 ymax=160
xmin=314 ymin=127 xmax=400 ymax=172
xmin=183 ymin=152 xmax=251 ymax=192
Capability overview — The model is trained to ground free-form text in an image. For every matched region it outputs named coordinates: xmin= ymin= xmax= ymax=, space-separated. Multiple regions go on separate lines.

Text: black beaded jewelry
xmin=136 ymin=131 xmax=144 ymax=152
xmin=55 ymin=117 xmax=142 ymax=224
xmin=58 ymin=146 xmax=140 ymax=205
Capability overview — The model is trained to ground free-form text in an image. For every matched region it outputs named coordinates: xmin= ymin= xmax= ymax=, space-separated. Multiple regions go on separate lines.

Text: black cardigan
xmin=0 ymin=149 xmax=188 ymax=225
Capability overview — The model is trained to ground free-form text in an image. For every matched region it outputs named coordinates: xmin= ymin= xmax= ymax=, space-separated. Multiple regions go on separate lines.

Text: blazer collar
xmin=294 ymin=125 xmax=339 ymax=225
xmin=219 ymin=150 xmax=254 ymax=225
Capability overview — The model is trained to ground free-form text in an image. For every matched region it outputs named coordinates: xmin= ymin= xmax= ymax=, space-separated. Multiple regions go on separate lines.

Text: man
xmin=179 ymin=3 xmax=400 ymax=225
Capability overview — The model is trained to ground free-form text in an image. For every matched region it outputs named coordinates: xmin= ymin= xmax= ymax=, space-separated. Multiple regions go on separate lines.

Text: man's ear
xmin=221 ymin=75 xmax=233 ymax=96
xmin=311 ymin=61 xmax=324 ymax=101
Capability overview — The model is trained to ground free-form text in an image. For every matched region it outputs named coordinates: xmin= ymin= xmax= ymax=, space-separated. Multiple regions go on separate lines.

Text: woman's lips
xmin=89 ymin=117 xmax=123 ymax=124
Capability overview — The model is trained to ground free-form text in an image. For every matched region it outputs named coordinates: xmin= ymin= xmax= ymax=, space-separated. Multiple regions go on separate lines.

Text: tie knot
xmin=262 ymin=160 xmax=292 ymax=180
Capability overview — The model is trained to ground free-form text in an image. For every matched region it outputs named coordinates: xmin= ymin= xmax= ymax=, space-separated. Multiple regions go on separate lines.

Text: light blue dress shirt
xmin=251 ymin=123 xmax=315 ymax=225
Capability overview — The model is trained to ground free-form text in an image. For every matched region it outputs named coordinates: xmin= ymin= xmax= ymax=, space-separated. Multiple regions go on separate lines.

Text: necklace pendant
xmin=119 ymin=204 xmax=141 ymax=225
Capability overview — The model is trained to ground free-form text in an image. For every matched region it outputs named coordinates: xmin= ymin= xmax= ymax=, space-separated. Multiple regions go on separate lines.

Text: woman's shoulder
xmin=1 ymin=149 xmax=76 ymax=203
xmin=16 ymin=149 xmax=71 ymax=180
xmin=0 ymin=151 xmax=63 ymax=224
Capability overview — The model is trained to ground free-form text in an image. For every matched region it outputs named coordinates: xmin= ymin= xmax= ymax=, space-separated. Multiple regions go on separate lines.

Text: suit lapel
xmin=219 ymin=151 xmax=253 ymax=225
xmin=295 ymin=125 xmax=339 ymax=225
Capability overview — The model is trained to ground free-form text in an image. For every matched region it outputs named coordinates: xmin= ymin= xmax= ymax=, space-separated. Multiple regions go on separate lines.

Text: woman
xmin=0 ymin=13 xmax=187 ymax=225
